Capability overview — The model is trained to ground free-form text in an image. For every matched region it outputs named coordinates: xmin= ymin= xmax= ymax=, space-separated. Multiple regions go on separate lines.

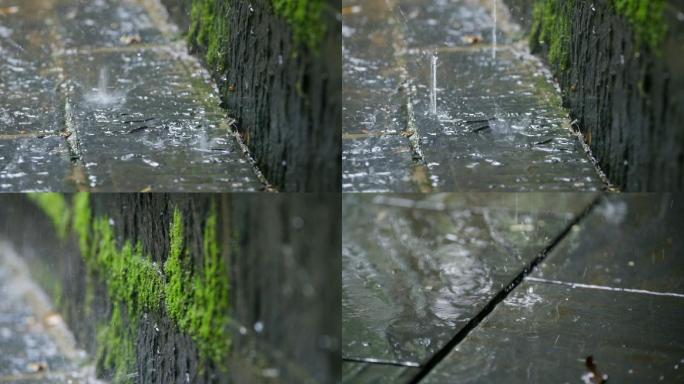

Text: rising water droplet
xmin=84 ymin=66 xmax=124 ymax=106
xmin=430 ymin=53 xmax=438 ymax=115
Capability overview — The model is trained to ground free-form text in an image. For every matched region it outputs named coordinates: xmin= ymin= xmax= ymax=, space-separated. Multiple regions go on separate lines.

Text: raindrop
xmin=492 ymin=0 xmax=497 ymax=59
xmin=253 ymin=321 xmax=264 ymax=333
xmin=430 ymin=53 xmax=438 ymax=115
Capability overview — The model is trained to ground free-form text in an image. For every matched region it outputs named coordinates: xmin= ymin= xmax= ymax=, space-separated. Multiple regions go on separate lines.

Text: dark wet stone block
xmin=534 ymin=194 xmax=684 ymax=294
xmin=423 ymin=281 xmax=684 ymax=383
xmin=61 ymin=49 xmax=262 ymax=191
xmin=397 ymin=0 xmax=514 ymax=49
xmin=342 ymin=362 xmax=418 ymax=384
xmin=54 ymin=0 xmax=166 ymax=49
xmin=342 ymin=0 xmax=420 ymax=192
xmin=0 ymin=1 xmax=62 ymax=137
xmin=342 ymin=0 xmax=605 ymax=191
xmin=0 ymin=137 xmax=75 ymax=192
xmin=343 ymin=136 xmax=417 ymax=192
xmin=407 ymin=48 xmax=604 ymax=191
xmin=342 ymin=193 xmax=596 ymax=366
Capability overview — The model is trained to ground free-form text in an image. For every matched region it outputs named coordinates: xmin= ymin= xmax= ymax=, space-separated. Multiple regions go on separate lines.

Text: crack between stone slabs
xmin=61 ymin=96 xmax=90 ymax=191
xmin=46 ymin=5 xmax=90 ymax=192
xmin=387 ymin=0 xmax=435 ymax=194
xmin=343 ymin=356 xmax=420 ymax=368
xmin=399 ymin=74 xmax=434 ymax=194
xmin=408 ymin=194 xmax=603 ymax=384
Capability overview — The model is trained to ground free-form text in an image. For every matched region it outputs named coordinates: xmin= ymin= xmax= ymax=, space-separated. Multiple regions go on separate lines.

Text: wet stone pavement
xmin=342 ymin=194 xmax=684 ymax=383
xmin=342 ymin=0 xmax=606 ymax=192
xmin=0 ymin=0 xmax=263 ymax=191
xmin=0 ymin=243 xmax=98 ymax=383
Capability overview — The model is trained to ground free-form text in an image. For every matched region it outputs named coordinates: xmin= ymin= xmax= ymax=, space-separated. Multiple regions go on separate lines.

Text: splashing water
xmin=430 ymin=53 xmax=438 ymax=115
xmin=84 ymin=66 xmax=124 ymax=106
xmin=492 ymin=0 xmax=497 ymax=59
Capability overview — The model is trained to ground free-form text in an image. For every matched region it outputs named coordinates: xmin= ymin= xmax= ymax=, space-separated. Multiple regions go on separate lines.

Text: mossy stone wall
xmin=507 ymin=0 xmax=684 ymax=191
xmin=0 ymin=194 xmax=340 ymax=383
xmin=162 ymin=0 xmax=341 ymax=192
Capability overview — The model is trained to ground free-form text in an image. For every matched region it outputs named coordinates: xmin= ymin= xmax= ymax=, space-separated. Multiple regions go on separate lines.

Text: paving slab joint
xmin=408 ymin=194 xmax=604 ymax=383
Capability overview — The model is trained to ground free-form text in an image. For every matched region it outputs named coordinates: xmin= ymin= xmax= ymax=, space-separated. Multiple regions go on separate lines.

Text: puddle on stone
xmin=342 ymin=193 xmax=597 ymax=366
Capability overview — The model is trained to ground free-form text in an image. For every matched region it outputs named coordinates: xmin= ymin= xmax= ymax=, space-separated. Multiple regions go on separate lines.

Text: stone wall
xmin=160 ymin=0 xmax=341 ymax=192
xmin=0 ymin=194 xmax=340 ymax=383
xmin=505 ymin=0 xmax=684 ymax=191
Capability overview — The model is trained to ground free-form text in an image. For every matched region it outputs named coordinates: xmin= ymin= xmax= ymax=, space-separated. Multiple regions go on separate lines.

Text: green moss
xmin=96 ymin=302 xmax=135 ymax=384
xmin=532 ymin=0 xmax=667 ymax=70
xmin=165 ymin=207 xmax=231 ymax=363
xmin=29 ymin=193 xmax=71 ymax=239
xmin=531 ymin=0 xmax=575 ymax=71
xmin=187 ymin=0 xmax=325 ymax=69
xmin=164 ymin=208 xmax=193 ymax=329
xmin=613 ymin=0 xmax=667 ymax=50
xmin=272 ymin=0 xmax=326 ymax=50
xmin=31 ymin=195 xmax=232 ymax=379
xmin=188 ymin=0 xmax=230 ymax=71
xmin=73 ymin=193 xmax=92 ymax=260
xmin=191 ymin=210 xmax=230 ymax=362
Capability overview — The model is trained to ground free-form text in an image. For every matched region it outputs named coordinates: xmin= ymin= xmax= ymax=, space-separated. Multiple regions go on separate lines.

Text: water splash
xmin=492 ymin=0 xmax=497 ymax=59
xmin=84 ymin=66 xmax=124 ymax=106
xmin=430 ymin=53 xmax=438 ymax=115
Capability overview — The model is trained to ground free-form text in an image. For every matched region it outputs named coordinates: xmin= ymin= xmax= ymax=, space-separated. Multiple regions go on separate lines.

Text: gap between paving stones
xmin=407 ymin=194 xmax=603 ymax=383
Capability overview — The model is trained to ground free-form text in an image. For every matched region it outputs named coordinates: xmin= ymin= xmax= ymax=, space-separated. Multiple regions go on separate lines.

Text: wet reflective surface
xmin=424 ymin=282 xmax=684 ymax=383
xmin=343 ymin=194 xmax=684 ymax=383
xmin=342 ymin=193 xmax=597 ymax=366
xmin=342 ymin=0 xmax=605 ymax=192
xmin=0 ymin=0 xmax=263 ymax=191
xmin=342 ymin=361 xmax=418 ymax=384
xmin=534 ymin=194 xmax=684 ymax=293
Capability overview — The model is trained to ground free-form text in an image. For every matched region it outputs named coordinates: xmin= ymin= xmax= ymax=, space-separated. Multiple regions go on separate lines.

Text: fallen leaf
xmin=27 ymin=362 xmax=47 ymax=373
xmin=0 ymin=6 xmax=19 ymax=16
xmin=584 ymin=356 xmax=608 ymax=384
xmin=44 ymin=312 xmax=63 ymax=327
xmin=120 ymin=33 xmax=142 ymax=45
xmin=463 ymin=34 xmax=483 ymax=45
xmin=342 ymin=5 xmax=362 ymax=15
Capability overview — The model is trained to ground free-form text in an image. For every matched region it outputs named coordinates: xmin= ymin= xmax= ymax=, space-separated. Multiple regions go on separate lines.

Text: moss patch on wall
xmin=188 ymin=0 xmax=230 ymax=71
xmin=164 ymin=207 xmax=231 ymax=363
xmin=28 ymin=193 xmax=71 ymax=239
xmin=188 ymin=0 xmax=326 ymax=67
xmin=531 ymin=0 xmax=668 ymax=68
xmin=530 ymin=0 xmax=575 ymax=71
xmin=96 ymin=302 xmax=136 ymax=383
xmin=613 ymin=0 xmax=667 ymax=50
xmin=272 ymin=0 xmax=326 ymax=50
xmin=29 ymin=193 xmax=232 ymax=381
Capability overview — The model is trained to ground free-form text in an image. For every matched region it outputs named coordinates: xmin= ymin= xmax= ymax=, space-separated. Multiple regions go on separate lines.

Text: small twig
xmin=128 ymin=125 xmax=149 ymax=134
xmin=534 ymin=138 xmax=554 ymax=146
xmin=472 ymin=125 xmax=491 ymax=133
xmin=123 ymin=117 xmax=155 ymax=124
